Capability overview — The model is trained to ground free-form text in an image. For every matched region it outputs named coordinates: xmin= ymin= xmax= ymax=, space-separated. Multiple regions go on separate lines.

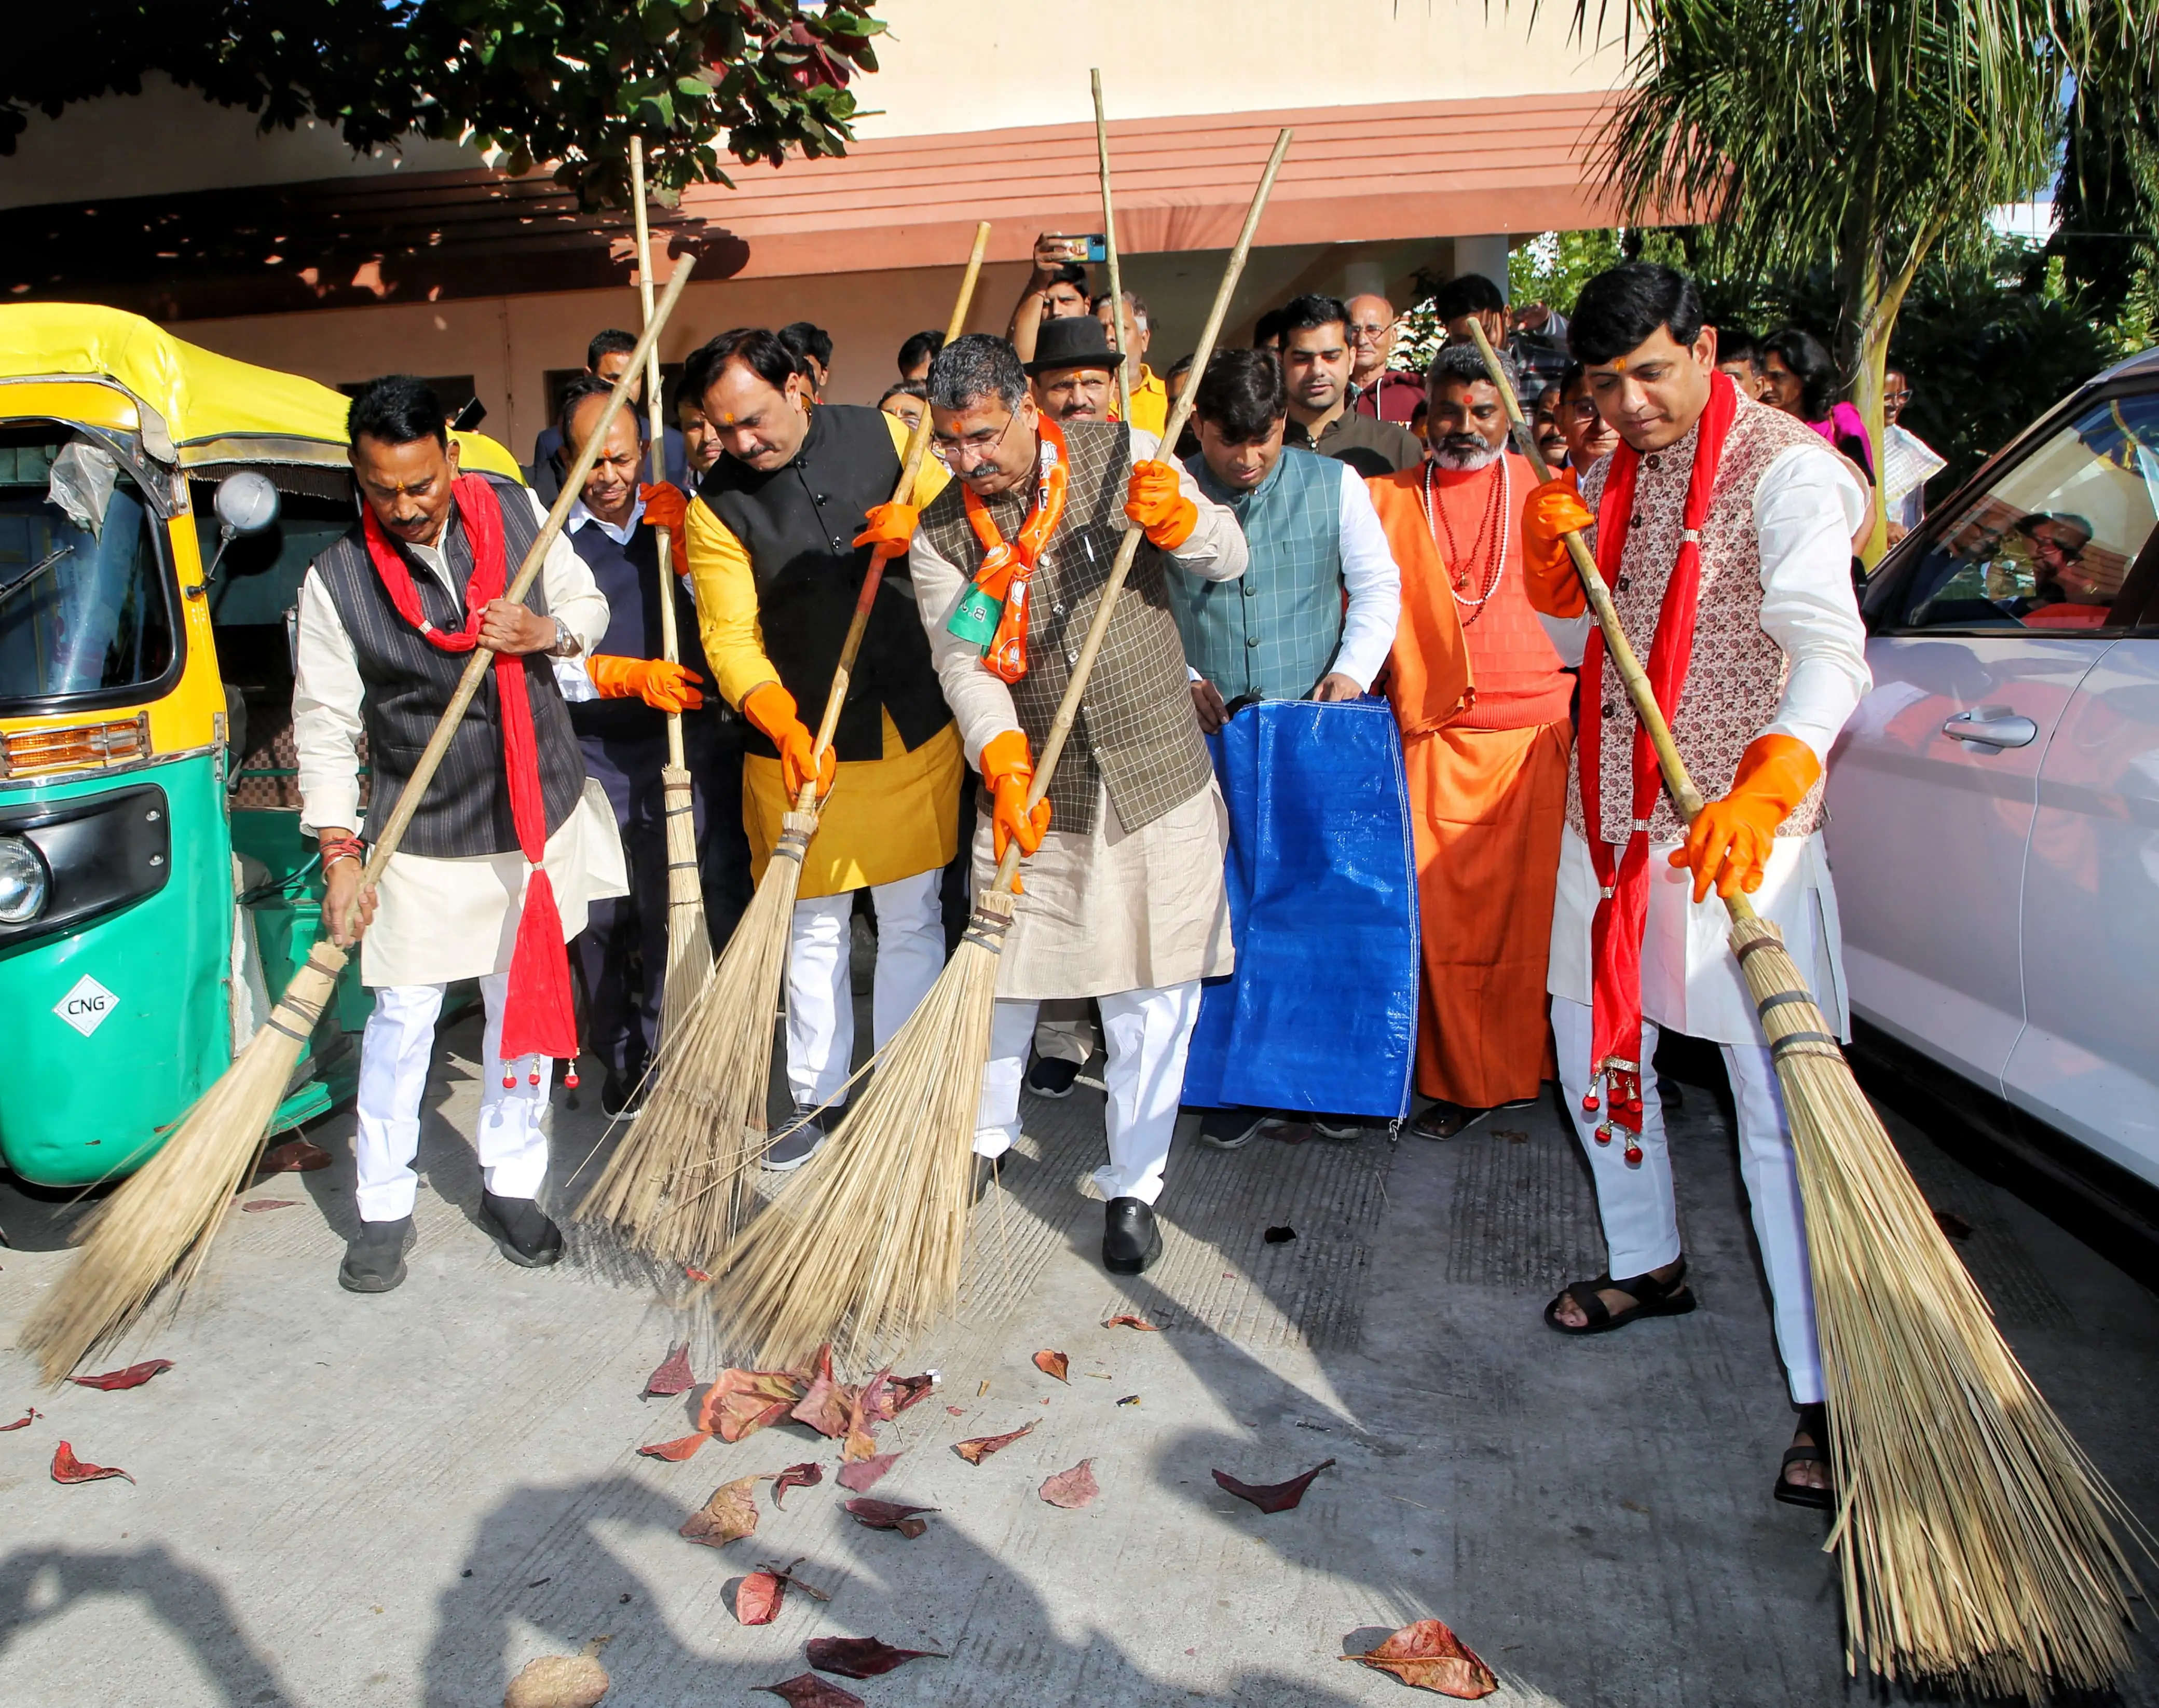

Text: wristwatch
xmin=549 ymin=616 xmax=579 ymax=658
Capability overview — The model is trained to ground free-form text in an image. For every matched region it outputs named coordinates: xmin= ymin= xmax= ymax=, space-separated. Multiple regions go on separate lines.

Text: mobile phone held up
xmin=1042 ymin=233 xmax=1108 ymax=265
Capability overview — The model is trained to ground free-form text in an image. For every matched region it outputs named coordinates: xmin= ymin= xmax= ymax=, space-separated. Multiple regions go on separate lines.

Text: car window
xmin=1879 ymin=389 xmax=2159 ymax=633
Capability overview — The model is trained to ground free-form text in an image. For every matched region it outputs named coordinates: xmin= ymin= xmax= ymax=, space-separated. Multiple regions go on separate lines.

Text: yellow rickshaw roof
xmin=0 ymin=302 xmax=521 ymax=479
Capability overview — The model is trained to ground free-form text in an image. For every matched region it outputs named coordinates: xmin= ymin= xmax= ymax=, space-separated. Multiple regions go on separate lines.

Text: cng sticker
xmin=54 ymin=974 xmax=119 ymax=1039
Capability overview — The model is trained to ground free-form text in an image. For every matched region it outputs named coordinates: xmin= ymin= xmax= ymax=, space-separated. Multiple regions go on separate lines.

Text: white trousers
xmin=973 ymin=982 xmax=1201 ymax=1206
xmin=1553 ymin=996 xmax=1823 ymax=1405
xmin=785 ymin=869 xmax=946 ymax=1108
xmin=353 ymin=973 xmax=551 ymax=1223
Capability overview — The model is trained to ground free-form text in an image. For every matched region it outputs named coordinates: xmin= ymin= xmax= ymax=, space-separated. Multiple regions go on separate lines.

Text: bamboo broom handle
xmin=793 ymin=220 xmax=994 ymax=810
xmin=630 ymin=136 xmax=688 ymax=775
xmin=1092 ymin=70 xmax=1135 ymax=432
xmin=990 ymin=128 xmax=1294 ymax=894
xmin=352 ymin=262 xmax=698 ymax=903
xmin=1461 ymin=320 xmax=1759 ymax=925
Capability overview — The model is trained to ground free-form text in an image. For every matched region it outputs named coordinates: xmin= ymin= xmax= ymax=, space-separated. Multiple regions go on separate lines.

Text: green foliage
xmin=0 ymin=1 xmax=889 ymax=207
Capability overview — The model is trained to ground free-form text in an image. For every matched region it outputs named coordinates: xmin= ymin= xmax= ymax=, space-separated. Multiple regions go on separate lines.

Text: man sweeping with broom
xmin=907 ymin=332 xmax=1249 ymax=1275
xmin=1517 ymin=265 xmax=1870 ymax=1507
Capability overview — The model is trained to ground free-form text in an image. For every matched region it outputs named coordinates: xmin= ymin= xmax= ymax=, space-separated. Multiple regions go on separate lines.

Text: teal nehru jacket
xmin=1170 ymin=446 xmax=1344 ymax=702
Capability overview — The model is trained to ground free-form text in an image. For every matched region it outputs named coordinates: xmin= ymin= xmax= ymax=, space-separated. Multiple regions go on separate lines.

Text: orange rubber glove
xmin=853 ymin=500 xmax=920 ymax=554
xmin=638 ymin=482 xmax=688 ymax=532
xmin=586 ymin=654 xmax=706 ymax=713
xmin=1670 ymin=733 xmax=1822 ymax=903
xmin=1521 ymin=474 xmax=1593 ymax=618
xmin=742 ymin=681 xmax=836 ymax=800
xmin=1124 ymin=459 xmax=1197 ymax=549
xmin=981 ymin=728 xmax=1052 ymax=885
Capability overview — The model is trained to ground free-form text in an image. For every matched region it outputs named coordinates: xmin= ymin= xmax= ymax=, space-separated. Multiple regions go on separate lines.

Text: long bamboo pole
xmin=1092 ymin=70 xmax=1135 ymax=432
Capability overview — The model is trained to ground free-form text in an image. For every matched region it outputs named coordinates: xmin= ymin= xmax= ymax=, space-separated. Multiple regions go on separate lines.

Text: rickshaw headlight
xmin=0 ymin=836 xmax=48 ymax=925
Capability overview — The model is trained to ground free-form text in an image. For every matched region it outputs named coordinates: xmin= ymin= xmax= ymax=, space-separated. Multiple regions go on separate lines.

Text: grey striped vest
xmin=312 ymin=473 xmax=586 ymax=858
xmin=918 ymin=417 xmax=1212 ymax=835
xmin=1173 ymin=446 xmax=1343 ymax=701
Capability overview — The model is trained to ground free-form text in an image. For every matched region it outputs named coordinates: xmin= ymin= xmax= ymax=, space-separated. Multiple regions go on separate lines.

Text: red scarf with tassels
xmin=360 ymin=475 xmax=578 ymax=1073
xmin=1576 ymin=372 xmax=1739 ymax=1163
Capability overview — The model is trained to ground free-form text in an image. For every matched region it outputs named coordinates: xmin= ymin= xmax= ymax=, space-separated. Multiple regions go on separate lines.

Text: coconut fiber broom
xmin=579 ymin=221 xmax=994 ymax=1266
xmin=1467 ymin=319 xmax=2146 ymax=1698
xmin=628 ymin=135 xmax=712 ymax=1045
xmin=710 ymin=128 xmax=1296 ymax=1371
xmin=21 ymin=265 xmax=697 ymax=1384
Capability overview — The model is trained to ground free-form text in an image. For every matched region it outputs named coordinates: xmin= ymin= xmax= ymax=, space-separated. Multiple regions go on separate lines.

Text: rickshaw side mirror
xmin=214 ymin=470 xmax=281 ymax=537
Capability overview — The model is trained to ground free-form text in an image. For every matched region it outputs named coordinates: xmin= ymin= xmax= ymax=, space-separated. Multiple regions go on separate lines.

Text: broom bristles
xmin=712 ymin=894 xmax=1012 ymax=1367
xmin=20 ymin=944 xmax=347 ymax=1384
xmin=579 ymin=811 xmax=811 ymax=1263
xmin=656 ymin=765 xmax=712 ymax=1043
xmin=1729 ymin=916 xmax=2146 ymax=1697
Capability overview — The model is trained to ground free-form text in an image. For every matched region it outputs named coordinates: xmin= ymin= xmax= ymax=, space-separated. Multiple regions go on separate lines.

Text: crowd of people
xmin=291 ymin=249 xmax=1921 ymax=1510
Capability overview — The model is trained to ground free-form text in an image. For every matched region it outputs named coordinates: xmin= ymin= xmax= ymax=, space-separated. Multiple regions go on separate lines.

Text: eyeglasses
xmin=1347 ymin=323 xmax=1393 ymax=345
xmin=1885 ymin=388 xmax=1913 ymax=405
xmin=1564 ymin=400 xmax=1602 ymax=423
xmin=932 ymin=409 xmax=1019 ymax=470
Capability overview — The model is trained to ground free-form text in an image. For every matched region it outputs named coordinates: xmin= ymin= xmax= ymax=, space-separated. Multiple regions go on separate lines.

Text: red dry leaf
xmin=685 ymin=1265 xmax=712 ymax=1283
xmin=877 ymin=1373 xmax=937 ymax=1417
xmin=637 ymin=1431 xmax=712 ymax=1462
xmin=843 ymin=1497 xmax=935 ymax=1539
xmin=1032 ymin=1349 xmax=1069 ymax=1383
xmin=698 ymin=1368 xmax=808 ymax=1443
xmin=1103 ymin=1313 xmax=1160 ymax=1332
xmin=1 ymin=1408 xmax=39 ymax=1431
xmin=256 ymin=1137 xmax=333 ymax=1175
xmin=842 ymin=1371 xmax=889 ymax=1461
xmin=70 ymin=1359 xmax=173 ymax=1392
xmin=1346 ymin=1619 xmax=1498 ymax=1698
xmin=679 ymin=1476 xmax=761 ymax=1548
xmin=770 ymin=1461 xmax=823 ymax=1509
xmin=643 ymin=1343 xmax=695 ymax=1398
xmin=953 ymin=1422 xmax=1034 ymax=1465
xmin=735 ymin=1570 xmax=785 ymax=1625
xmin=1039 ymin=1459 xmax=1099 ymax=1509
xmin=836 ymin=1451 xmax=898 ymax=1493
xmin=756 ymin=1675 xmax=864 ymax=1708
xmin=945 ymin=1405 xmax=966 ymax=1417
xmin=1213 ymin=1458 xmax=1335 ymax=1513
xmin=804 ymin=1635 xmax=947 ymax=1678
xmin=790 ymin=1345 xmax=855 ymax=1439
xmin=240 ymin=1199 xmax=296 ymax=1212
xmin=51 ymin=1442 xmax=133 ymax=1484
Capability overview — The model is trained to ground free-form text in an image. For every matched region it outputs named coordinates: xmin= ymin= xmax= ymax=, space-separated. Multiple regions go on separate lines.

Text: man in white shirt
xmin=1519 ymin=265 xmax=1871 ymax=1509
xmin=292 ymin=376 xmax=625 ymax=1293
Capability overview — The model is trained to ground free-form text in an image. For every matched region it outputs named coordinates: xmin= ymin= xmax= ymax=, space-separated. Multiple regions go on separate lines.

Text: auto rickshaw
xmin=0 ymin=304 xmax=524 ymax=1188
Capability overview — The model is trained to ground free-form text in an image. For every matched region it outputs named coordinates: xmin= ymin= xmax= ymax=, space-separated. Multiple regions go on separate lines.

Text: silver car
xmin=1826 ymin=348 xmax=2159 ymax=1249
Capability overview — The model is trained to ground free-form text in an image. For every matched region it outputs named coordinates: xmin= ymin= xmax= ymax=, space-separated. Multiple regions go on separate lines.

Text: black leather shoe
xmin=1102 ymin=1197 xmax=1162 ymax=1275
xmin=480 ymin=1191 xmax=563 ymax=1268
xmin=338 ymin=1216 xmax=413 ymax=1293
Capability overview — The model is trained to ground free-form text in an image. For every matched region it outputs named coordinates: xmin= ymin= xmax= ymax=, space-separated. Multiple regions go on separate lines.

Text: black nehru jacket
xmin=565 ymin=512 xmax=714 ymax=745
xmin=696 ymin=403 xmax=951 ymax=764
xmin=310 ymin=471 xmax=585 ymax=858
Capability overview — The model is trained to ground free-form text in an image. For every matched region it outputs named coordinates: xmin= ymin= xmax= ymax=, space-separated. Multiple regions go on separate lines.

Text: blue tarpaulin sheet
xmin=1180 ymin=696 xmax=1418 ymax=1121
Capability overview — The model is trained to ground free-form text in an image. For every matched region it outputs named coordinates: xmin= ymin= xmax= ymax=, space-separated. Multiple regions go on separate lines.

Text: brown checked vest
xmin=918 ymin=417 xmax=1212 ymax=835
xmin=1575 ymin=398 xmax=1834 ymax=846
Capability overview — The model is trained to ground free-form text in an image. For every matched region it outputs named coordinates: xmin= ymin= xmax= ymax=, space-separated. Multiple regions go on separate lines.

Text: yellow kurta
xmin=686 ymin=411 xmax=959 ymax=899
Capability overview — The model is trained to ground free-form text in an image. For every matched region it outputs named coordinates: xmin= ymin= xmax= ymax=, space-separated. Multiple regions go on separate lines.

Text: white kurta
xmin=292 ymin=490 xmax=628 ymax=988
xmin=1547 ymin=441 xmax=1871 ymax=1047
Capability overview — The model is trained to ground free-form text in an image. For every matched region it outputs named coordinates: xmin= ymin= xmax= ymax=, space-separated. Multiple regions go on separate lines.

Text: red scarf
xmin=1576 ymin=373 xmax=1739 ymax=1162
xmin=361 ymin=475 xmax=577 ymax=1075
xmin=962 ymin=416 xmax=1070 ymax=682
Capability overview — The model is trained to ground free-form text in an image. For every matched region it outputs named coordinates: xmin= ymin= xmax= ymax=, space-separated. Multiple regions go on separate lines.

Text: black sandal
xmin=1542 ymin=1260 xmax=1697 ymax=1335
xmin=1774 ymin=1403 xmax=1835 ymax=1510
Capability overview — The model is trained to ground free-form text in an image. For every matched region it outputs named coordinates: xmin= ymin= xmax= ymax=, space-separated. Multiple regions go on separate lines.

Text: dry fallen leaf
xmin=791 ymin=1345 xmax=855 ymax=1439
xmin=804 ymin=1636 xmax=947 ymax=1678
xmin=844 ymin=1497 xmax=936 ymax=1539
xmin=1032 ymin=1349 xmax=1069 ymax=1383
xmin=1263 ymin=1225 xmax=1297 ymax=1244
xmin=679 ymin=1477 xmax=761 ymax=1548
xmin=945 ymin=1405 xmax=966 ymax=1417
xmin=636 ymin=1432 xmax=711 ymax=1463
xmin=503 ymin=1652 xmax=609 ymax=1708
xmin=1934 ymin=1208 xmax=1974 ymax=1242
xmin=836 ymin=1451 xmax=899 ymax=1493
xmin=1 ymin=1407 xmax=38 ymax=1431
xmin=953 ymin=1422 xmax=1035 ymax=1464
xmin=70 ymin=1359 xmax=173 ymax=1392
xmin=1344 ymin=1618 xmax=1497 ymax=1698
xmin=240 ymin=1199 xmax=297 ymax=1212
xmin=735 ymin=1570 xmax=785 ymax=1626
xmin=256 ymin=1137 xmax=334 ymax=1176
xmin=643 ymin=1344 xmax=695 ymax=1399
xmin=684 ymin=1265 xmax=712 ymax=1283
xmin=755 ymin=1557 xmax=832 ymax=1602
xmin=698 ymin=1368 xmax=807 ymax=1443
xmin=1103 ymin=1314 xmax=1160 ymax=1332
xmin=1213 ymin=1458 xmax=1335 ymax=1513
xmin=1039 ymin=1459 xmax=1099 ymax=1509
xmin=755 ymin=1675 xmax=864 ymax=1708
xmin=876 ymin=1372 xmax=937 ymax=1417
xmin=770 ymin=1461 xmax=823 ymax=1509
xmin=51 ymin=1442 xmax=133 ymax=1484
xmin=841 ymin=1372 xmax=886 ymax=1462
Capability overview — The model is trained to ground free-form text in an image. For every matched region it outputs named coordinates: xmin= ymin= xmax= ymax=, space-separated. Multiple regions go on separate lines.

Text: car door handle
xmin=1942 ymin=711 xmax=2038 ymax=749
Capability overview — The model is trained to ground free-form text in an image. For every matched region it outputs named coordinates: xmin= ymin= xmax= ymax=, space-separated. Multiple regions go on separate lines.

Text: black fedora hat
xmin=1025 ymin=315 xmax=1123 ymax=376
